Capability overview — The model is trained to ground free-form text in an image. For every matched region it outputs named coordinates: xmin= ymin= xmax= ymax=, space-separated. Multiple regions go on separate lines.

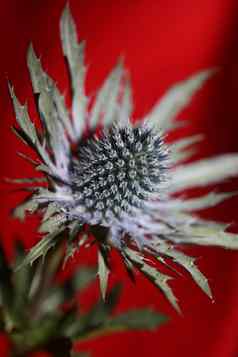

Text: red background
xmin=1 ymin=0 xmax=238 ymax=356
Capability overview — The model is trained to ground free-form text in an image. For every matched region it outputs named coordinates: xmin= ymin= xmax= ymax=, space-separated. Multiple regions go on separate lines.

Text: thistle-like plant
xmin=8 ymin=5 xmax=238 ymax=312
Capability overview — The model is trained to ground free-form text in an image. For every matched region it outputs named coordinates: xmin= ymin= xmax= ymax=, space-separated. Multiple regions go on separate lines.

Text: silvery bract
xmin=9 ymin=5 xmax=238 ymax=312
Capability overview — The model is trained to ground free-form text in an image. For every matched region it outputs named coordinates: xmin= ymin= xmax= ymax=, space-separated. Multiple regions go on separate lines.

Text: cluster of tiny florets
xmin=69 ymin=124 xmax=169 ymax=224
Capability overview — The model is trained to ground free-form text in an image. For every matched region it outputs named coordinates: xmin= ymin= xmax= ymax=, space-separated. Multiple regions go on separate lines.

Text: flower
xmin=8 ymin=5 xmax=238 ymax=312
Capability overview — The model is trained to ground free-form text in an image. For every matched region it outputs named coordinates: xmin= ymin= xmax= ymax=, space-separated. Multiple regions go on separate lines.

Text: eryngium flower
xmin=8 ymin=5 xmax=238 ymax=312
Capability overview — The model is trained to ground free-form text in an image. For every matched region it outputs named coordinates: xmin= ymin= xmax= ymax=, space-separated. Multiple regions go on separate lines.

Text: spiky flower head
xmin=9 ymin=5 xmax=238 ymax=312
xmin=69 ymin=124 xmax=169 ymax=226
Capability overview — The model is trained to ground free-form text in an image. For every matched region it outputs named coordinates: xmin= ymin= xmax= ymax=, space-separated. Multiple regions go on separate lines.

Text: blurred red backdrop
xmin=1 ymin=0 xmax=238 ymax=356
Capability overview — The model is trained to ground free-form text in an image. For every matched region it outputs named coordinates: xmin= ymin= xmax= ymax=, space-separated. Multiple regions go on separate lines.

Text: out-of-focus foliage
xmin=0 ymin=241 xmax=167 ymax=357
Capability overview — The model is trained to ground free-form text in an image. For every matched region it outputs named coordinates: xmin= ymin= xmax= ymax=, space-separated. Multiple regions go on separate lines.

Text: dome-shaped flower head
xmin=9 ymin=5 xmax=238 ymax=312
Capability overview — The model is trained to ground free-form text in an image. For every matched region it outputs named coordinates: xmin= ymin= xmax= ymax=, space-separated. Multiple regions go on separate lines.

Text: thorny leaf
xmin=13 ymin=242 xmax=36 ymax=314
xmin=60 ymin=4 xmax=87 ymax=139
xmin=171 ymin=154 xmax=238 ymax=192
xmin=105 ymin=308 xmax=167 ymax=331
xmin=173 ymin=225 xmax=238 ymax=249
xmin=13 ymin=196 xmax=39 ymax=221
xmin=145 ymin=69 xmax=216 ymax=132
xmin=42 ymin=203 xmax=59 ymax=222
xmin=8 ymin=84 xmax=55 ymax=174
xmin=98 ymin=249 xmax=110 ymax=301
xmin=5 ymin=177 xmax=46 ymax=185
xmin=16 ymin=229 xmax=65 ymax=270
xmin=63 ymin=222 xmax=86 ymax=266
xmin=27 ymin=44 xmax=70 ymax=180
xmin=155 ymin=243 xmax=212 ymax=299
xmin=118 ymin=77 xmax=133 ymax=126
xmin=38 ymin=213 xmax=67 ymax=234
xmin=124 ymin=248 xmax=180 ymax=313
xmin=171 ymin=134 xmax=204 ymax=163
xmin=158 ymin=192 xmax=236 ymax=212
xmin=90 ymin=60 xmax=124 ymax=130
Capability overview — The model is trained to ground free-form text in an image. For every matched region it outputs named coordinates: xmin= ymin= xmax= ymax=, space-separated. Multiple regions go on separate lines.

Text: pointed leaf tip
xmin=98 ymin=249 xmax=110 ymax=301
xmin=60 ymin=3 xmax=87 ymax=140
xmin=15 ymin=229 xmax=64 ymax=271
xmin=171 ymin=154 xmax=238 ymax=192
xmin=145 ymin=68 xmax=217 ymax=132
xmin=124 ymin=248 xmax=181 ymax=313
xmin=156 ymin=245 xmax=213 ymax=300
